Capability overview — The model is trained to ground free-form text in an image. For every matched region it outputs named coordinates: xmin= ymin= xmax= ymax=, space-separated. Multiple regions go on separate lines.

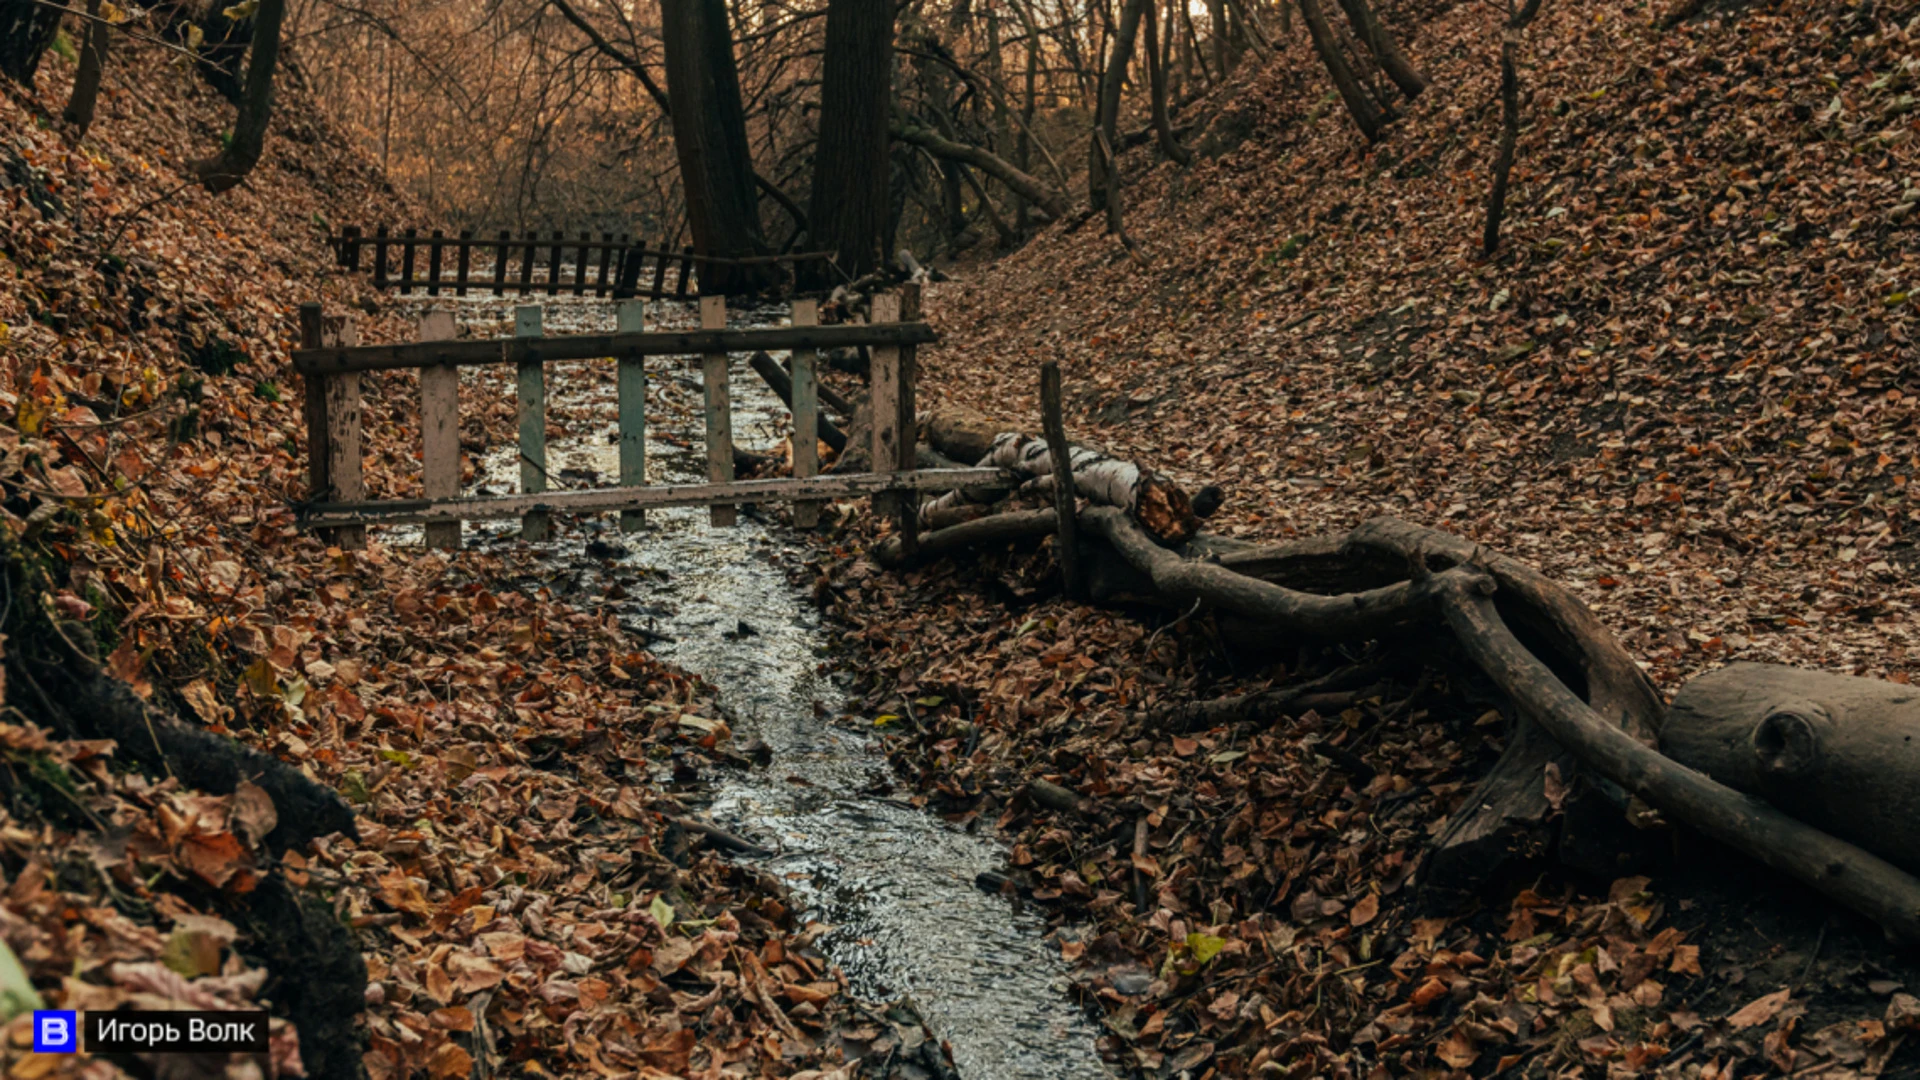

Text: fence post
xmin=1040 ymin=360 xmax=1080 ymax=598
xmin=299 ymin=303 xmax=332 ymax=521
xmin=649 ymin=242 xmax=670 ymax=298
xmin=455 ymin=229 xmax=473 ymax=297
xmin=869 ymin=291 xmax=918 ymax=553
xmin=700 ymin=296 xmax=735 ymax=527
xmin=790 ymin=298 xmax=820 ymax=529
xmin=323 ymin=315 xmax=366 ymax=550
xmin=516 ymin=305 xmax=550 ymax=541
xmin=617 ymin=300 xmax=647 ymax=533
xmin=493 ymin=231 xmax=510 ymax=296
xmin=675 ymin=247 xmax=695 ymax=300
xmin=341 ymin=225 xmax=362 ymax=271
xmin=420 ymin=309 xmax=461 ymax=551
xmin=427 ymin=229 xmax=445 ymax=296
xmin=518 ymin=231 xmax=536 ymax=295
xmin=400 ymin=227 xmax=418 ymax=295
xmin=546 ymin=231 xmax=564 ymax=296
xmin=595 ymin=233 xmax=614 ymax=297
xmin=372 ymin=227 xmax=390 ymax=290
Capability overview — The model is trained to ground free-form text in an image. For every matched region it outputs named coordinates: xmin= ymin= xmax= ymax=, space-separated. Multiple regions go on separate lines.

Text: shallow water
xmin=379 ymin=294 xmax=1112 ymax=1080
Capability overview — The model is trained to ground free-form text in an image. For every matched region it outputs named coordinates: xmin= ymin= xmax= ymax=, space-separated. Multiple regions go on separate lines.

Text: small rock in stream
xmin=585 ymin=538 xmax=628 ymax=560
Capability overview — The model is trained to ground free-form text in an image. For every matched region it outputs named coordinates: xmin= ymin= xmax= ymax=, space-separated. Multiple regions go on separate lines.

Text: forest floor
xmin=808 ymin=0 xmax=1920 ymax=1074
xmin=1 ymin=0 xmax=1918 ymax=1073
xmin=0 ymin=39 xmax=914 ymax=1080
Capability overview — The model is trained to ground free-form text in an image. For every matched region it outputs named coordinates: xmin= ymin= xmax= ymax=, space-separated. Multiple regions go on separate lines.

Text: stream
xmin=380 ymin=293 xmax=1113 ymax=1080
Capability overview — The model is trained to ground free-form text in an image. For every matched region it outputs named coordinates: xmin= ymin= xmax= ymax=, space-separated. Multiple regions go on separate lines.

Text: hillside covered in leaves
xmin=1 ymin=35 xmax=891 ymax=1080
xmin=811 ymin=0 xmax=1920 ymax=1075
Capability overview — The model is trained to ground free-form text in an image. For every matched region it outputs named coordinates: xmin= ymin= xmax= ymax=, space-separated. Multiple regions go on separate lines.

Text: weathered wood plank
xmin=790 ymin=298 xmax=820 ymax=529
xmin=895 ymin=284 xmax=923 ymax=554
xmin=324 ymin=316 xmax=365 ymax=549
xmin=303 ymin=468 xmax=1012 ymax=526
xmin=373 ymin=226 xmax=390 ymax=290
xmin=427 ymin=229 xmax=444 ymax=296
xmin=516 ymin=305 xmax=549 ymax=541
xmin=455 ymin=229 xmax=473 ymax=296
xmin=617 ymin=300 xmax=647 ymax=533
xmin=419 ymin=309 xmax=461 ymax=551
xmin=299 ymin=304 xmax=330 ymax=514
xmin=701 ymin=296 xmax=735 ymax=527
xmin=294 ymin=323 xmax=940 ymax=375
xmin=399 ymin=228 xmax=418 ymax=295
xmin=870 ymin=294 xmax=904 ymax=542
xmin=649 ymin=240 xmax=669 ymax=298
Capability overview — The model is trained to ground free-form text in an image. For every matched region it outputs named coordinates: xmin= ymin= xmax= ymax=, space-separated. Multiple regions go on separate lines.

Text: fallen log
xmin=923 ymin=404 xmax=1008 ymax=465
xmin=1440 ymin=584 xmax=1920 ymax=943
xmin=869 ymin=500 xmax=1920 ymax=941
xmin=746 ymin=350 xmax=848 ymax=453
xmin=922 ymin=432 xmax=1199 ymax=544
xmin=1666 ymin=663 xmax=1920 ymax=878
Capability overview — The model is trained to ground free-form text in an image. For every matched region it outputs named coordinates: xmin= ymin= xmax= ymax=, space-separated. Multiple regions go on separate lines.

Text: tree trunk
xmin=802 ymin=0 xmax=894 ymax=288
xmin=1666 ymin=663 xmax=1920 ymax=878
xmin=1090 ymin=0 xmax=1149 ymax=212
xmin=1482 ymin=31 xmax=1520 ymax=253
xmin=662 ymin=0 xmax=779 ymax=294
xmin=0 ymin=0 xmax=63 ymax=85
xmin=1296 ymin=0 xmax=1392 ymax=142
xmin=194 ymin=0 xmax=256 ymax=102
xmin=193 ymin=0 xmax=286 ymax=194
xmin=1142 ymin=0 xmax=1192 ymax=165
xmin=1205 ymin=0 xmax=1231 ymax=77
xmin=1335 ymin=0 xmax=1428 ymax=98
xmin=63 ymin=0 xmax=109 ymax=136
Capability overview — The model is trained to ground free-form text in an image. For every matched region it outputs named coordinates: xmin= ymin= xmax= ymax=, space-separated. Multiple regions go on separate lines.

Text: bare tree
xmin=0 ymin=0 xmax=63 ymax=85
xmin=661 ymin=0 xmax=779 ymax=293
xmin=64 ymin=0 xmax=111 ymax=136
xmin=1334 ymin=0 xmax=1427 ymax=100
xmin=1141 ymin=0 xmax=1190 ymax=165
xmin=1088 ymin=0 xmax=1146 ymax=213
xmin=194 ymin=0 xmax=287 ymax=193
xmin=1297 ymin=0 xmax=1392 ymax=142
xmin=1484 ymin=0 xmax=1545 ymax=253
xmin=802 ymin=0 xmax=895 ymax=286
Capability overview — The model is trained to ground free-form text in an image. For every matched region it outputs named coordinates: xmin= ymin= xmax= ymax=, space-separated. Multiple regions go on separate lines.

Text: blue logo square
xmin=33 ymin=1010 xmax=77 ymax=1053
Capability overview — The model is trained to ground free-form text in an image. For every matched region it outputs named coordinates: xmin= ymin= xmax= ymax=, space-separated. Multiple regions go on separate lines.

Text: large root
xmin=872 ymin=492 xmax=1920 ymax=942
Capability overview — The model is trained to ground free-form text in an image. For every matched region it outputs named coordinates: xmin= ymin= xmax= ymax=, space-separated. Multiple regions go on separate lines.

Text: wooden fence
xmin=327 ymin=226 xmax=835 ymax=300
xmin=292 ymin=287 xmax=990 ymax=548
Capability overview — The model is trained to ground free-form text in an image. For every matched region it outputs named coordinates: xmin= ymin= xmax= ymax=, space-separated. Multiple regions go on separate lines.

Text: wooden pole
xmin=546 ymin=231 xmax=564 ymax=296
xmin=516 ymin=306 xmax=550 ymax=541
xmin=650 ymin=241 xmax=670 ymax=298
xmin=896 ymin=284 xmax=923 ymax=554
xmin=373 ymin=227 xmax=390 ymax=291
xmin=617 ymin=300 xmax=648 ymax=533
xmin=573 ymin=232 xmax=592 ymax=297
xmin=701 ymin=296 xmax=735 ymax=526
xmin=790 ymin=298 xmax=821 ymax=528
xmin=455 ymin=229 xmax=473 ymax=296
xmin=399 ymin=228 xmax=418 ymax=295
xmin=1040 ymin=360 xmax=1080 ymax=597
xmin=299 ymin=303 xmax=332 ymax=520
xmin=869 ymin=293 xmax=911 ymax=552
xmin=427 ymin=230 xmax=445 ymax=296
xmin=595 ymin=233 xmax=614 ymax=297
xmin=419 ymin=309 xmax=461 ymax=550
xmin=492 ymin=231 xmax=509 ymax=295
xmin=324 ymin=316 xmax=366 ymax=550
xmin=676 ymin=246 xmax=695 ymax=299
xmin=517 ymin=232 xmax=536 ymax=295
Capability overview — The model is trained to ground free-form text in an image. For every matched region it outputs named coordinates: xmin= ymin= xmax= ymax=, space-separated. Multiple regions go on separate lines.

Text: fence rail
xmin=295 ymin=288 xmax=940 ymax=546
xmin=327 ymin=226 xmax=835 ymax=300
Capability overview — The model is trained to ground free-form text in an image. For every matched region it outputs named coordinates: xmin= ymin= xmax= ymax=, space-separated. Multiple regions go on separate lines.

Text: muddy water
xmin=382 ymin=295 xmax=1112 ymax=1080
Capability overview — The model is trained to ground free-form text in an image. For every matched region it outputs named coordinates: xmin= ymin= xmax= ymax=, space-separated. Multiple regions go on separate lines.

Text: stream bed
xmin=381 ymin=294 xmax=1112 ymax=1080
